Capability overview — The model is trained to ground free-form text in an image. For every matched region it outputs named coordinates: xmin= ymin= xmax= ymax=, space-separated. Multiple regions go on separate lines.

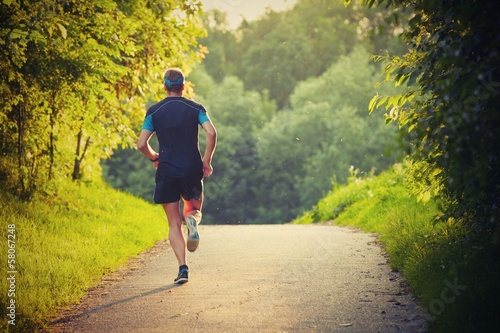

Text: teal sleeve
xmin=198 ymin=109 xmax=210 ymax=125
xmin=141 ymin=114 xmax=154 ymax=132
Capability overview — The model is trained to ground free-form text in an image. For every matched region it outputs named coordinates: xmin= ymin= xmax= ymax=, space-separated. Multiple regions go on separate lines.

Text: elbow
xmin=209 ymin=131 xmax=217 ymax=141
xmin=208 ymin=127 xmax=217 ymax=140
xmin=202 ymin=123 xmax=217 ymax=144
xmin=137 ymin=140 xmax=147 ymax=152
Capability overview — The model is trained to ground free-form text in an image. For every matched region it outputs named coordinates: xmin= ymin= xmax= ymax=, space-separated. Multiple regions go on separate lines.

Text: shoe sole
xmin=174 ymin=277 xmax=188 ymax=284
xmin=186 ymin=216 xmax=199 ymax=252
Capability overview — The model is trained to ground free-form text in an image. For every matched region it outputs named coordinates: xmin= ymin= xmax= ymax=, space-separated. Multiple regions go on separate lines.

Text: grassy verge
xmin=0 ymin=180 xmax=168 ymax=332
xmin=294 ymin=163 xmax=500 ymax=332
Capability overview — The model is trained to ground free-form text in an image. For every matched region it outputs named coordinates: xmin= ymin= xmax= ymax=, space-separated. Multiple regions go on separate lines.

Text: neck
xmin=167 ymin=91 xmax=182 ymax=97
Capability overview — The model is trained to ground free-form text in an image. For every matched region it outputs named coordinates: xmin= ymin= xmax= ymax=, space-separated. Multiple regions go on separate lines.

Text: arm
xmin=137 ymin=130 xmax=159 ymax=167
xmin=201 ymin=121 xmax=217 ymax=177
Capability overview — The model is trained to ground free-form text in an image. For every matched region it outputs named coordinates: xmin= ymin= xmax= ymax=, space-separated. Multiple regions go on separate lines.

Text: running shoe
xmin=186 ymin=215 xmax=199 ymax=252
xmin=174 ymin=268 xmax=189 ymax=284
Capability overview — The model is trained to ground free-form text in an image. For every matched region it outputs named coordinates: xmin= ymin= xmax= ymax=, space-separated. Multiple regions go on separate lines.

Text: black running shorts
xmin=154 ymin=174 xmax=203 ymax=204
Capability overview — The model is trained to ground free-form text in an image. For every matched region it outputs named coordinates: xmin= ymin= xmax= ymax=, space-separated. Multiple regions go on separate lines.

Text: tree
xmin=251 ymin=46 xmax=403 ymax=223
xmin=199 ymin=9 xmax=239 ymax=82
xmin=360 ymin=0 xmax=500 ymax=233
xmin=199 ymin=0 xmax=406 ymax=110
xmin=352 ymin=1 xmax=500 ymax=331
xmin=239 ymin=21 xmax=321 ymax=109
xmin=0 ymin=0 xmax=206 ymax=199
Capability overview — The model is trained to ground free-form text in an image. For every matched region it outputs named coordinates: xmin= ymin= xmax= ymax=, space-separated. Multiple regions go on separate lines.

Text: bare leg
xmin=162 ymin=201 xmax=186 ymax=266
xmin=183 ymin=192 xmax=203 ymax=219
xmin=183 ymin=193 xmax=203 ymax=252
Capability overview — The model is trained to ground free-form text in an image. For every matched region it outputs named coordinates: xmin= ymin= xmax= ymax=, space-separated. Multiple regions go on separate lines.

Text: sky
xmin=200 ymin=0 xmax=298 ymax=29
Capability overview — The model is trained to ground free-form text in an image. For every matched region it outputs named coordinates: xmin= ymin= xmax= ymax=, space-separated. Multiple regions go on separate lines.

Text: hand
xmin=150 ymin=153 xmax=159 ymax=169
xmin=203 ymin=161 xmax=213 ymax=177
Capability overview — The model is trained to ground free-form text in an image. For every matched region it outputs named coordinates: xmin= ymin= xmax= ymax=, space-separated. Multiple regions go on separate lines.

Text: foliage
xmin=101 ymin=145 xmax=157 ymax=200
xmin=294 ymin=163 xmax=438 ymax=226
xmin=238 ymin=20 xmax=321 ymax=108
xmin=193 ymin=45 xmax=403 ymax=224
xmin=342 ymin=1 xmax=500 ymax=331
xmin=199 ymin=9 xmax=239 ymax=82
xmin=0 ymin=180 xmax=167 ymax=332
xmin=201 ymin=0 xmax=407 ymax=109
xmin=104 ymin=33 xmax=405 ymax=225
xmin=356 ymin=0 xmax=500 ymax=235
xmin=251 ymin=46 xmax=403 ymax=223
xmin=0 ymin=0 xmax=206 ymax=199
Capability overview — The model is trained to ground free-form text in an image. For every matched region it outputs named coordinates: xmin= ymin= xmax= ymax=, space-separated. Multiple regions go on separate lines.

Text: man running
xmin=137 ymin=68 xmax=217 ymax=284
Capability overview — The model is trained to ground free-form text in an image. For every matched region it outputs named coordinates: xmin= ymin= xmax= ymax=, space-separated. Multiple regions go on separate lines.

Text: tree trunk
xmin=72 ymin=131 xmax=91 ymax=180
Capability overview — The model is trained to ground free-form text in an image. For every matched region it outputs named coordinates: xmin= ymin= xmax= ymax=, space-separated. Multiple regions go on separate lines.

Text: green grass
xmin=294 ymin=163 xmax=500 ymax=333
xmin=0 ymin=180 xmax=168 ymax=332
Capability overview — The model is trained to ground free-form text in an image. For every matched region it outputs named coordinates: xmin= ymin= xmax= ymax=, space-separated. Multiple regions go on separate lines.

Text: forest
xmin=102 ymin=0 xmax=408 ymax=224
xmin=2 ymin=0 xmax=499 ymax=236
xmin=2 ymin=0 xmax=499 ymax=230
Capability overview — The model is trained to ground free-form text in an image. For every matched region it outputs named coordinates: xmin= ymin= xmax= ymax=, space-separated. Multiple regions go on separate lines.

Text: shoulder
xmin=180 ymin=97 xmax=206 ymax=111
xmin=146 ymin=97 xmax=170 ymax=115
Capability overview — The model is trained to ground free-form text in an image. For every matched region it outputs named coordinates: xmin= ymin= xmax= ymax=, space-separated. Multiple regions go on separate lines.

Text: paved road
xmin=51 ymin=224 xmax=428 ymax=333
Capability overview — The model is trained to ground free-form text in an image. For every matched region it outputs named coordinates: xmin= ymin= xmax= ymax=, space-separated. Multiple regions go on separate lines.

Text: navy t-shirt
xmin=141 ymin=96 xmax=210 ymax=178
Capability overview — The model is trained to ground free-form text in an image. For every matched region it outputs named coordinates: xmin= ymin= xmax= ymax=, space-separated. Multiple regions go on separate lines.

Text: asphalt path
xmin=50 ymin=224 xmax=428 ymax=333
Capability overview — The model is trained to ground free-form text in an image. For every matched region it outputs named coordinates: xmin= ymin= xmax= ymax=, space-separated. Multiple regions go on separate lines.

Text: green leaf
xmin=56 ymin=23 xmax=67 ymax=39
xmin=368 ymin=95 xmax=379 ymax=112
xmin=3 ymin=0 xmax=13 ymax=6
xmin=421 ymin=190 xmax=431 ymax=204
xmin=29 ymin=30 xmax=46 ymax=44
xmin=10 ymin=29 xmax=27 ymax=39
xmin=376 ymin=96 xmax=388 ymax=109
